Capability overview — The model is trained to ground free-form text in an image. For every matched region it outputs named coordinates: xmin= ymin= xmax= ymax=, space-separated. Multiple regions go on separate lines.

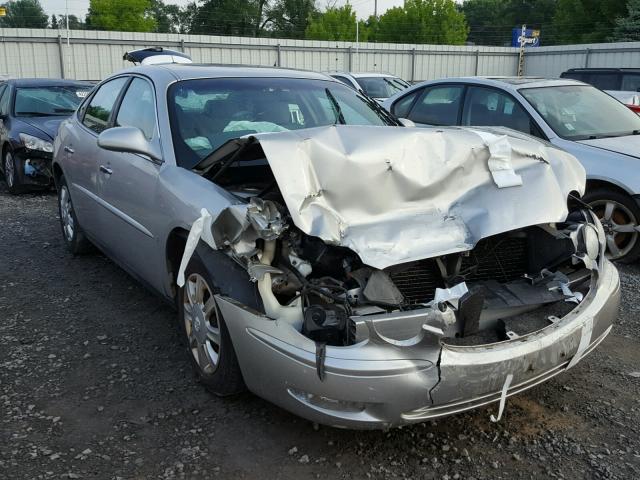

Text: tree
xmin=150 ymin=0 xmax=190 ymax=33
xmin=551 ymin=0 xmax=627 ymax=44
xmin=86 ymin=0 xmax=156 ymax=32
xmin=190 ymin=0 xmax=258 ymax=36
xmin=612 ymin=0 xmax=640 ymax=42
xmin=0 ymin=0 xmax=48 ymax=28
xmin=51 ymin=14 xmax=59 ymax=29
xmin=266 ymin=0 xmax=317 ymax=38
xmin=374 ymin=0 xmax=468 ymax=44
xmin=305 ymin=5 xmax=366 ymax=41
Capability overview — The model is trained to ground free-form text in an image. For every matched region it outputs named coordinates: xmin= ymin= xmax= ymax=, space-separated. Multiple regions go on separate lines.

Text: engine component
xmin=302 ymin=304 xmax=349 ymax=345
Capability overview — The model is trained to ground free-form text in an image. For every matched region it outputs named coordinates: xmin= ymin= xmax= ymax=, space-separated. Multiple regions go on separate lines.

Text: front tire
xmin=583 ymin=188 xmax=640 ymax=263
xmin=57 ymin=174 xmax=92 ymax=255
xmin=177 ymin=253 xmax=245 ymax=396
xmin=3 ymin=149 xmax=23 ymax=194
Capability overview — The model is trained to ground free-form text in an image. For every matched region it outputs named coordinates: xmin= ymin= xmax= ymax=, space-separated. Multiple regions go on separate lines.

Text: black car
xmin=0 ymin=78 xmax=94 ymax=193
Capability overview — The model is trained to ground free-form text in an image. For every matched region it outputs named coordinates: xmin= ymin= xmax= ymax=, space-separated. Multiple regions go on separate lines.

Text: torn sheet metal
xmin=242 ymin=125 xmax=585 ymax=270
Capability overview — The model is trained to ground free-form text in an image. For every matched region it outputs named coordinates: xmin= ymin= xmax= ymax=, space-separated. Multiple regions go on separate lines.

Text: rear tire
xmin=57 ymin=174 xmax=92 ymax=255
xmin=583 ymin=187 xmax=640 ymax=263
xmin=177 ymin=253 xmax=245 ymax=396
xmin=3 ymin=149 xmax=24 ymax=194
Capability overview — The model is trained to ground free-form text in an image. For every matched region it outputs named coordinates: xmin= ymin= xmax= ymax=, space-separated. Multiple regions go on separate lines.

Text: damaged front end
xmin=181 ymin=126 xmax=620 ymax=429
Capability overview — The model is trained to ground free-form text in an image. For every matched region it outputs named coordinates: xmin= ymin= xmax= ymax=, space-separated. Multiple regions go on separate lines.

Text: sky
xmin=40 ymin=0 xmax=407 ymax=21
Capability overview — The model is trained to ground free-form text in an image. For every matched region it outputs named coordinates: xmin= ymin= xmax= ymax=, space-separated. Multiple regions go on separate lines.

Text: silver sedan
xmin=53 ymin=65 xmax=619 ymax=429
xmin=383 ymin=77 xmax=640 ymax=262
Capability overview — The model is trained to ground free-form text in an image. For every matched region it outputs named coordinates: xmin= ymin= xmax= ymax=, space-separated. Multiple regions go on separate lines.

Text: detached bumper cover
xmin=216 ymin=259 xmax=619 ymax=429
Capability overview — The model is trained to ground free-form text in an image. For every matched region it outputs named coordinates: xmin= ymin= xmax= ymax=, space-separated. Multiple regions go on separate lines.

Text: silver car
xmin=383 ymin=77 xmax=640 ymax=263
xmin=329 ymin=72 xmax=410 ymax=101
xmin=53 ymin=65 xmax=619 ymax=429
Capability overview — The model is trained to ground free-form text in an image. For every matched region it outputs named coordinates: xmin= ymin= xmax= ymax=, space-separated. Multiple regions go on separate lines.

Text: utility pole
xmin=65 ymin=0 xmax=70 ymax=79
xmin=517 ymin=24 xmax=526 ymax=77
xmin=374 ymin=0 xmax=378 ymax=18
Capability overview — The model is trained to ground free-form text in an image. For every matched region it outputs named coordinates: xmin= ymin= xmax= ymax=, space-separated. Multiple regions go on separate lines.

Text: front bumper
xmin=14 ymin=149 xmax=53 ymax=187
xmin=216 ymin=259 xmax=619 ymax=429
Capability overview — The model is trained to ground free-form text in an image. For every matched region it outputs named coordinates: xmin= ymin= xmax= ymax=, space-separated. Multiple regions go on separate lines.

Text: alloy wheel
xmin=183 ymin=273 xmax=221 ymax=374
xmin=59 ymin=185 xmax=75 ymax=242
xmin=590 ymin=199 xmax=639 ymax=261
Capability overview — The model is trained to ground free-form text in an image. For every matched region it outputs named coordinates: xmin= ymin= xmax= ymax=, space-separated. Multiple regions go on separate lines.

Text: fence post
xmin=276 ymin=43 xmax=281 ymax=67
xmin=57 ymin=34 xmax=65 ymax=79
xmin=584 ymin=48 xmax=591 ymax=68
xmin=348 ymin=46 xmax=352 ymax=72
xmin=474 ymin=49 xmax=480 ymax=75
xmin=180 ymin=38 xmax=185 ymax=53
xmin=410 ymin=48 xmax=416 ymax=83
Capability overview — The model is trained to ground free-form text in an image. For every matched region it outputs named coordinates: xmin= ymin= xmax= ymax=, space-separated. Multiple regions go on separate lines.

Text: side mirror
xmin=97 ymin=126 xmax=161 ymax=161
xmin=398 ymin=118 xmax=416 ymax=128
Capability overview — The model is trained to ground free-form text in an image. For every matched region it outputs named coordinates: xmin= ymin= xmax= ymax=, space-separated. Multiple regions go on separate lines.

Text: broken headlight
xmin=19 ymin=133 xmax=53 ymax=153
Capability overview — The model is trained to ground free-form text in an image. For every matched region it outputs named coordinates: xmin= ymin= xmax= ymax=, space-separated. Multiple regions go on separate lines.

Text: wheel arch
xmin=165 ymin=227 xmax=189 ymax=300
xmin=586 ymin=179 xmax=634 ymax=198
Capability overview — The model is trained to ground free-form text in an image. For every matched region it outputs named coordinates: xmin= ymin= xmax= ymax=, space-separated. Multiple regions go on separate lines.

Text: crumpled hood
xmin=577 ymin=134 xmax=640 ymax=159
xmin=17 ymin=116 xmax=65 ymax=140
xmin=226 ymin=125 xmax=585 ymax=269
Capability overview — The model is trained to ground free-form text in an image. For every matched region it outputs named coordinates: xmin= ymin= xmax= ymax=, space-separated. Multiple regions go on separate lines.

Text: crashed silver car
xmin=52 ymin=65 xmax=620 ymax=429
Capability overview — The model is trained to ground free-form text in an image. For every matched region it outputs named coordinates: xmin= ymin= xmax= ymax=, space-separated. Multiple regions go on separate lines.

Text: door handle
xmin=99 ymin=165 xmax=113 ymax=175
xmin=64 ymin=146 xmax=74 ymax=154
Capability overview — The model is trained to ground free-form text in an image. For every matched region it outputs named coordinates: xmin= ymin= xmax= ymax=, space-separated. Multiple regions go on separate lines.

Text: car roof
xmin=563 ymin=67 xmax=640 ymax=74
xmin=419 ymin=76 xmax=586 ymax=90
xmin=5 ymin=78 xmax=94 ymax=88
xmin=119 ymin=64 xmax=333 ymax=82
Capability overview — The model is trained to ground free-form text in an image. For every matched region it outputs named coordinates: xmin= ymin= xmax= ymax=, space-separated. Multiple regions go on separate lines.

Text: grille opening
xmin=387 ymin=232 xmax=529 ymax=304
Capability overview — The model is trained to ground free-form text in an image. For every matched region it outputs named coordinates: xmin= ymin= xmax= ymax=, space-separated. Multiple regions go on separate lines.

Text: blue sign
xmin=511 ymin=28 xmax=540 ymax=48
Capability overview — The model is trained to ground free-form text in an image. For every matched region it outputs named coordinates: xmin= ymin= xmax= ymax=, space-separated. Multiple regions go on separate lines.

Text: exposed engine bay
xmin=180 ymin=126 xmax=601 ymax=351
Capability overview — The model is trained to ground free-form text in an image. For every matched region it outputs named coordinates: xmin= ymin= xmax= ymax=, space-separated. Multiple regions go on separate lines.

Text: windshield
xmin=14 ymin=85 xmax=93 ymax=116
xmin=355 ymin=77 xmax=409 ymax=99
xmin=520 ymin=85 xmax=640 ymax=140
xmin=168 ymin=77 xmax=396 ymax=169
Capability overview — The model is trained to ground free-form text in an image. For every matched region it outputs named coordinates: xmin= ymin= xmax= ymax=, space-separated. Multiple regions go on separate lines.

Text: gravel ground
xmin=1 ymin=185 xmax=639 ymax=480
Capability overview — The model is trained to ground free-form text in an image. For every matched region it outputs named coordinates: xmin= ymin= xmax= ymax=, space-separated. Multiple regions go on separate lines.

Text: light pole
xmin=66 ymin=0 xmax=70 ymax=78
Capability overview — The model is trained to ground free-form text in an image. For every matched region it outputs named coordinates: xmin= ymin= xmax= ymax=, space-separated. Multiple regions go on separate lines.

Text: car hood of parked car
xmin=16 ymin=116 xmax=66 ymax=141
xmin=577 ymin=133 xmax=640 ymax=159
xmin=197 ymin=125 xmax=586 ymax=269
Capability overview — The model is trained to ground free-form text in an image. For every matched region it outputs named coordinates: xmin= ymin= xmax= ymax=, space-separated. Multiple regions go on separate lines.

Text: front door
xmin=95 ymin=77 xmax=165 ymax=290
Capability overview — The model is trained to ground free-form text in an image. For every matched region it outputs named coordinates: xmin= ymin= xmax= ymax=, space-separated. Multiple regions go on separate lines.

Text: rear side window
xmin=462 ymin=86 xmax=537 ymax=136
xmin=83 ymin=77 xmax=128 ymax=134
xmin=115 ymin=78 xmax=157 ymax=140
xmin=585 ymin=73 xmax=620 ymax=91
xmin=407 ymin=85 xmax=464 ymax=125
xmin=392 ymin=90 xmax=420 ymax=118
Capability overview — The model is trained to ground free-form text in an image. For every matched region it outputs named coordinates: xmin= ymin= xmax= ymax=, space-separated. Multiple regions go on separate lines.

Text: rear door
xmin=96 ymin=76 xmax=164 ymax=289
xmin=60 ymin=76 xmax=128 ymax=236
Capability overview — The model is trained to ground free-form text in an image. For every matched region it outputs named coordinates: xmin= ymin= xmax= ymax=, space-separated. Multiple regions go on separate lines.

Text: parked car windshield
xmin=355 ymin=77 xmax=409 ymax=98
xmin=168 ymin=77 xmax=396 ymax=168
xmin=520 ymin=85 xmax=640 ymax=140
xmin=14 ymin=86 xmax=93 ymax=116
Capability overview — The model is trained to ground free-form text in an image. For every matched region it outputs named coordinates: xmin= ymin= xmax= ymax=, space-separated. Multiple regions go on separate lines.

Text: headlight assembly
xmin=19 ymin=133 xmax=53 ymax=153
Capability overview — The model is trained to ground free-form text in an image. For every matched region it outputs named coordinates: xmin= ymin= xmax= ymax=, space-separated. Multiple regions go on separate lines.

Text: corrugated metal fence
xmin=1 ymin=28 xmax=639 ymax=82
